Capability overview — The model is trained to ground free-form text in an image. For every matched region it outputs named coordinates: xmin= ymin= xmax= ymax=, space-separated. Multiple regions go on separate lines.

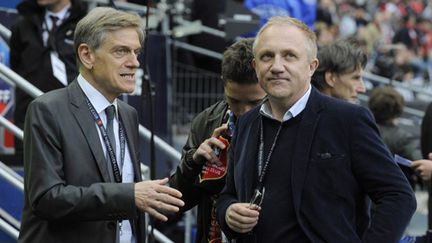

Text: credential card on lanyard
xmin=394 ymin=154 xmax=412 ymax=167
xmin=50 ymin=51 xmax=67 ymax=86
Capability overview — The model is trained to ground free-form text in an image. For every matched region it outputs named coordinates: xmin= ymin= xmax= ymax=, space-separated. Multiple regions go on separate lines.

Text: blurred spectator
xmin=372 ymin=42 xmax=426 ymax=102
xmin=393 ymin=15 xmax=420 ymax=51
xmin=380 ymin=0 xmax=403 ymax=20
xmin=406 ymin=0 xmax=424 ymax=16
xmin=9 ymin=0 xmax=87 ymax=162
xmin=315 ymin=22 xmax=336 ymax=47
xmin=311 ymin=39 xmax=367 ymax=104
xmin=353 ymin=4 xmax=370 ymax=28
xmin=369 ymin=86 xmax=422 ymax=188
xmin=338 ymin=3 xmax=357 ymax=38
xmin=357 ymin=11 xmax=385 ymax=55
xmin=422 ymin=0 xmax=432 ymax=18
xmin=316 ymin=0 xmax=338 ymax=26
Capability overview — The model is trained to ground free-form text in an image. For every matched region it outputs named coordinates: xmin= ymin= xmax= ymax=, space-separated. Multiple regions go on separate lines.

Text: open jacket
xmin=170 ymin=100 xmax=229 ymax=243
xmin=217 ymin=88 xmax=416 ymax=243
xmin=18 ymin=81 xmax=146 ymax=243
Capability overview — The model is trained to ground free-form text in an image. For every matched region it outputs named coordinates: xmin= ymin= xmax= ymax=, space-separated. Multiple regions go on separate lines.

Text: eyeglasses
xmin=249 ymin=187 xmax=265 ymax=207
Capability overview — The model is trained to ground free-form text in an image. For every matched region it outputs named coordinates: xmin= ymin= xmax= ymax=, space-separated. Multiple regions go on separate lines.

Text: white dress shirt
xmin=260 ymin=84 xmax=312 ymax=122
xmin=42 ymin=4 xmax=71 ymax=46
xmin=77 ymin=74 xmax=135 ymax=243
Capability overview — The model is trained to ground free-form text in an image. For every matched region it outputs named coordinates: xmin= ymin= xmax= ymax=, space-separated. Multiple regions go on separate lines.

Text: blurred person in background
xmin=314 ymin=22 xmax=336 ymax=47
xmin=311 ymin=39 xmax=367 ymax=104
xmin=9 ymin=0 xmax=87 ymax=163
xmin=368 ymin=86 xmax=425 ymax=188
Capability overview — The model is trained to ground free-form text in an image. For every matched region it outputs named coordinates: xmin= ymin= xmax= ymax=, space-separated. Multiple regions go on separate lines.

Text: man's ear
xmin=325 ymin=71 xmax=336 ymax=87
xmin=309 ymin=58 xmax=319 ymax=76
xmin=77 ymin=44 xmax=94 ymax=70
xmin=252 ymin=58 xmax=259 ymax=78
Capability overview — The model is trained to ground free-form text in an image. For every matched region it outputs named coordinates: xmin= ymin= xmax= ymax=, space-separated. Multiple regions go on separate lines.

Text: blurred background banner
xmin=244 ymin=0 xmax=317 ymax=29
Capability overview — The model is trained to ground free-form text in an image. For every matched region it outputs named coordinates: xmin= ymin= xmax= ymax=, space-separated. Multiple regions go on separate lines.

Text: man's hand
xmin=134 ymin=178 xmax=184 ymax=221
xmin=225 ymin=203 xmax=260 ymax=233
xmin=192 ymin=124 xmax=228 ymax=165
xmin=412 ymin=158 xmax=432 ymax=181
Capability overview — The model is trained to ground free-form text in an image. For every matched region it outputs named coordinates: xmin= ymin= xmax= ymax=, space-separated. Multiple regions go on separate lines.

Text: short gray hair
xmin=252 ymin=16 xmax=317 ymax=60
xmin=74 ymin=7 xmax=144 ymax=65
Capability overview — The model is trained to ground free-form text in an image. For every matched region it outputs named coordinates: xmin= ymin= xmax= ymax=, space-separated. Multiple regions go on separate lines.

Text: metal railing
xmin=171 ymin=39 xmax=223 ymax=60
xmin=0 ymin=161 xmax=22 ymax=240
xmin=0 ymin=161 xmax=23 ymax=191
xmin=363 ymin=72 xmax=432 ymax=100
xmin=0 ymin=23 xmax=11 ymax=44
xmin=362 ymin=72 xmax=429 ymax=118
xmin=0 ymin=216 xmax=18 ymax=240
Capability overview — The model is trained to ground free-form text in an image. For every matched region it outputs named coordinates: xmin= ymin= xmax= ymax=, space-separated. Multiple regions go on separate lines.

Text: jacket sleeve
xmin=351 ymin=107 xmax=416 ymax=242
xmin=9 ymin=19 xmax=23 ymax=73
xmin=169 ymin=110 xmax=210 ymax=212
xmin=24 ymin=99 xmax=137 ymax=222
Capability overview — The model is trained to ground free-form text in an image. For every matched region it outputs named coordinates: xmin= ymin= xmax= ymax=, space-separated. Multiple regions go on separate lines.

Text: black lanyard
xmin=257 ymin=117 xmax=283 ymax=190
xmin=85 ymin=98 xmax=125 ymax=183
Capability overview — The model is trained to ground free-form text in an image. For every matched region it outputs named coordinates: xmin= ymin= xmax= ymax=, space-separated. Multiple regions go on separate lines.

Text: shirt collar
xmin=77 ymin=74 xmax=118 ymax=117
xmin=45 ymin=3 xmax=71 ymax=24
xmin=260 ymin=84 xmax=311 ymax=122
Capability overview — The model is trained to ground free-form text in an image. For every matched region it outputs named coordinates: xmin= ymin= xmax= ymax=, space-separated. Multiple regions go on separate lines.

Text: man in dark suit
xmin=18 ymin=7 xmax=184 ymax=243
xmin=216 ymin=16 xmax=416 ymax=242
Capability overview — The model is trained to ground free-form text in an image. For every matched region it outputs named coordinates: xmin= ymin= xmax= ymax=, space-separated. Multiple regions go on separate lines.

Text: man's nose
xmin=127 ymin=52 xmax=140 ymax=68
xmin=356 ymin=78 xmax=366 ymax=93
xmin=270 ymin=56 xmax=284 ymax=73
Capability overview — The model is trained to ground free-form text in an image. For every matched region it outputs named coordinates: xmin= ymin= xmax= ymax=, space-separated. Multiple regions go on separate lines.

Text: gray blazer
xmin=18 ymin=80 xmax=145 ymax=243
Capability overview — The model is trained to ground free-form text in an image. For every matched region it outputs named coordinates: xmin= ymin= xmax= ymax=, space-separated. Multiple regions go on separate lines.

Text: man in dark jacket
xmin=216 ymin=16 xmax=415 ymax=243
xmin=169 ymin=38 xmax=266 ymax=243
xmin=9 ymin=0 xmax=87 ymax=162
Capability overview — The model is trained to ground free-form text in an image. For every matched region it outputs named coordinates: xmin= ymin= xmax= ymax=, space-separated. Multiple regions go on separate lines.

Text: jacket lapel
xmin=291 ymin=88 xmax=324 ymax=212
xmin=68 ymin=80 xmax=112 ymax=182
xmin=237 ymin=110 xmax=261 ymax=202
